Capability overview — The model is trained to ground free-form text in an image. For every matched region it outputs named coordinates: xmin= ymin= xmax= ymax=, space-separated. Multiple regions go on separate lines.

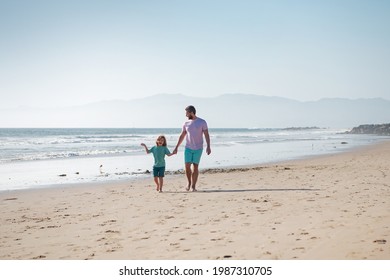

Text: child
xmin=141 ymin=135 xmax=174 ymax=192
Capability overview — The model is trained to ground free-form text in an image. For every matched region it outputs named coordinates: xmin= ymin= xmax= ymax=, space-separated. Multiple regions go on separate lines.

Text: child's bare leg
xmin=159 ymin=177 xmax=164 ymax=192
xmin=154 ymin=177 xmax=159 ymax=191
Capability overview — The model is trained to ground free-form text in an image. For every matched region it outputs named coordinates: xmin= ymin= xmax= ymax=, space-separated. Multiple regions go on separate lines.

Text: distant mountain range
xmin=1 ymin=94 xmax=390 ymax=128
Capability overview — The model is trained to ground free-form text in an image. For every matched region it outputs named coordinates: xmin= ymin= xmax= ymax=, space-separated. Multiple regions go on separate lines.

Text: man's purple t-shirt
xmin=182 ymin=117 xmax=208 ymax=150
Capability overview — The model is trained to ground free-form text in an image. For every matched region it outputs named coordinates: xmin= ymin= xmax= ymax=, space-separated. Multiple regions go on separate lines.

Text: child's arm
xmin=166 ymin=147 xmax=174 ymax=157
xmin=140 ymin=143 xmax=150 ymax=153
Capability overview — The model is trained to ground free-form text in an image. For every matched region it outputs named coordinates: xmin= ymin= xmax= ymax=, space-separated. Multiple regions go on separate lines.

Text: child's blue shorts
xmin=153 ymin=166 xmax=165 ymax=177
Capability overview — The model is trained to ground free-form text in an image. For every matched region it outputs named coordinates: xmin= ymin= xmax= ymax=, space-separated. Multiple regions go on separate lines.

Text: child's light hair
xmin=156 ymin=135 xmax=167 ymax=146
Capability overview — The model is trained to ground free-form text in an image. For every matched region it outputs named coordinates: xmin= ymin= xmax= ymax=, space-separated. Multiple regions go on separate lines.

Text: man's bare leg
xmin=191 ymin=164 xmax=199 ymax=191
xmin=185 ymin=163 xmax=192 ymax=191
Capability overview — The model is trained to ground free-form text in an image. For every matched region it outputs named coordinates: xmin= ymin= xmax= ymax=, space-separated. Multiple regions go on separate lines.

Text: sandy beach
xmin=0 ymin=141 xmax=389 ymax=260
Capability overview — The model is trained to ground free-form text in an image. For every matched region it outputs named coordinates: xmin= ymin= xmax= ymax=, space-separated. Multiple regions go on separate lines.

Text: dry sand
xmin=1 ymin=141 xmax=389 ymax=260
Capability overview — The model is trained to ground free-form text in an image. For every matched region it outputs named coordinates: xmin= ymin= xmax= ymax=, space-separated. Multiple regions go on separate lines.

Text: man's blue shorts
xmin=153 ymin=166 xmax=165 ymax=177
xmin=184 ymin=148 xmax=203 ymax=165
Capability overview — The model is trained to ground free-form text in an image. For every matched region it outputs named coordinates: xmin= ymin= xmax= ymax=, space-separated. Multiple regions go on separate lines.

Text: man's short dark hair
xmin=185 ymin=105 xmax=196 ymax=114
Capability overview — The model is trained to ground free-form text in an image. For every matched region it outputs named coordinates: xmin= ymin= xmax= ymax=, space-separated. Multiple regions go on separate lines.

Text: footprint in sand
xmin=293 ymin=247 xmax=305 ymax=251
xmin=140 ymin=236 xmax=150 ymax=240
xmin=105 ymin=230 xmax=120 ymax=234
xmin=85 ymin=253 xmax=95 ymax=260
xmin=4 ymin=197 xmax=18 ymax=201
xmin=32 ymin=255 xmax=46 ymax=259
xmin=99 ymin=220 xmax=117 ymax=226
xmin=373 ymin=239 xmax=387 ymax=244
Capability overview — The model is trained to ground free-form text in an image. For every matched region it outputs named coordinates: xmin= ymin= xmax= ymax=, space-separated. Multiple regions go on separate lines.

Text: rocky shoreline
xmin=347 ymin=123 xmax=390 ymax=135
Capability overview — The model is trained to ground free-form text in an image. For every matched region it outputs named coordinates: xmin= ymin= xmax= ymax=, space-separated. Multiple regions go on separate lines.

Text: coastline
xmin=2 ymin=126 xmax=388 ymax=192
xmin=1 ymin=140 xmax=389 ymax=259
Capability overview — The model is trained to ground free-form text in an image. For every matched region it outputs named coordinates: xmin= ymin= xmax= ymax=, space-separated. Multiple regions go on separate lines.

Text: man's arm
xmin=173 ymin=131 xmax=186 ymax=154
xmin=204 ymin=129 xmax=211 ymax=155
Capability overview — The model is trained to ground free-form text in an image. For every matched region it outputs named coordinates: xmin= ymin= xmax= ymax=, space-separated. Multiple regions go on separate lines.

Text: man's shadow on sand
xmin=165 ymin=188 xmax=322 ymax=194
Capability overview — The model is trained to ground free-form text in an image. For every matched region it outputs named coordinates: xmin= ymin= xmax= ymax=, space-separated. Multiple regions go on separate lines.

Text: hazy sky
xmin=1 ymin=0 xmax=390 ymax=109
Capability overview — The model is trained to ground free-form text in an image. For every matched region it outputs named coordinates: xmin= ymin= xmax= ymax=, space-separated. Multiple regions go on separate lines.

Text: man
xmin=173 ymin=105 xmax=211 ymax=191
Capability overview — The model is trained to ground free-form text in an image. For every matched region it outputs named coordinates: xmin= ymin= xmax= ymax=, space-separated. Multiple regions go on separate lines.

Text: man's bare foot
xmin=186 ymin=185 xmax=191 ymax=191
xmin=192 ymin=187 xmax=197 ymax=192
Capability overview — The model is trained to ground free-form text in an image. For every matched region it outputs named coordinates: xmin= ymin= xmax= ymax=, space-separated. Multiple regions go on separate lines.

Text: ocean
xmin=0 ymin=127 xmax=388 ymax=192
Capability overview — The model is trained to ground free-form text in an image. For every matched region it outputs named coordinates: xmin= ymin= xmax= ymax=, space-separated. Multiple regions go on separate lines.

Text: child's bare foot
xmin=192 ymin=188 xmax=197 ymax=192
xmin=185 ymin=185 xmax=191 ymax=191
